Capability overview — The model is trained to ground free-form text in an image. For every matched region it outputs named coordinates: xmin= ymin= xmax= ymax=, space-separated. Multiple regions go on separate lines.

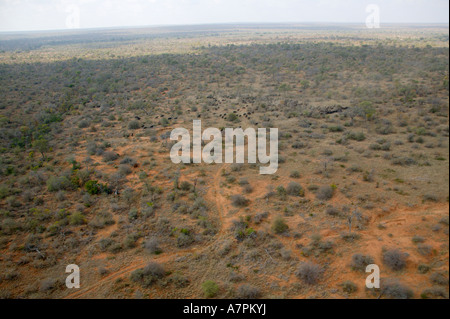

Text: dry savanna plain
xmin=0 ymin=24 xmax=448 ymax=299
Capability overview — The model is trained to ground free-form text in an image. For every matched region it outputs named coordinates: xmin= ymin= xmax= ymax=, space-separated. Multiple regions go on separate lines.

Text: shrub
xmin=342 ymin=280 xmax=358 ymax=294
xmin=418 ymin=264 xmax=431 ymax=274
xmin=85 ymin=180 xmax=100 ymax=195
xmin=421 ymin=286 xmax=448 ymax=299
xmin=102 ymin=151 xmax=118 ymax=162
xmin=47 ymin=176 xmax=73 ymax=192
xmin=412 ymin=235 xmax=425 ymax=243
xmin=276 ymin=186 xmax=287 ymax=199
xmin=227 ymin=113 xmax=239 ymax=122
xmin=292 ymin=141 xmax=307 ymax=149
xmin=128 ymin=120 xmax=140 ymax=130
xmin=347 ymin=131 xmax=366 ymax=141
xmin=144 ymin=238 xmax=161 ymax=254
xmin=78 ymin=120 xmax=90 ymax=128
xmin=272 ymin=216 xmax=289 ymax=234
xmin=253 ymin=212 xmax=268 ymax=224
xmin=236 ymin=284 xmax=261 ymax=299
xmin=350 ymin=253 xmax=374 ymax=271
xmin=141 ymin=263 xmax=164 ymax=277
xmin=286 ymin=182 xmax=304 ymax=196
xmin=120 ymin=156 xmax=136 ymax=165
xmin=290 ymin=170 xmax=301 ymax=178
xmin=131 ymin=262 xmax=165 ymax=287
xmin=202 ymin=280 xmax=219 ymax=298
xmin=417 ymin=244 xmax=433 ymax=256
xmin=69 ymin=212 xmax=86 ymax=225
xmin=295 ymin=262 xmax=323 ymax=285
xmin=40 ymin=278 xmax=57 ymax=292
xmin=238 ymin=178 xmax=249 ymax=186
xmin=118 ymin=164 xmax=132 ymax=176
xmin=177 ymin=232 xmax=194 ymax=247
xmin=316 ymin=185 xmax=334 ymax=200
xmin=231 ymin=194 xmax=249 ymax=207
xmin=243 ymin=184 xmax=253 ymax=194
xmin=85 ymin=180 xmax=110 ymax=195
xmin=171 ymin=273 xmax=190 ymax=288
xmin=439 ymin=216 xmax=449 ymax=226
xmin=128 ymin=208 xmax=138 ymax=221
xmin=383 ymin=248 xmax=407 ymax=271
xmin=430 ymin=272 xmax=448 ymax=286
xmin=391 ymin=157 xmax=416 ymax=166
xmin=423 ymin=194 xmax=438 ymax=202
xmin=124 ymin=233 xmax=140 ymax=248
xmin=325 ymin=205 xmax=340 ymax=216
xmin=179 ymin=181 xmax=192 ymax=191
xmin=381 ymin=279 xmax=413 ymax=299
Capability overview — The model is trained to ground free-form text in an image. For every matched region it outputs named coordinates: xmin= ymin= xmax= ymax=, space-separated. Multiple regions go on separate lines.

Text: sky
xmin=0 ymin=0 xmax=448 ymax=32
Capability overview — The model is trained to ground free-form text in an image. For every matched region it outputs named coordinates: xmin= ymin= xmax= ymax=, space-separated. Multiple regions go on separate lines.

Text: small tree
xmin=347 ymin=207 xmax=363 ymax=234
xmin=32 ymin=138 xmax=49 ymax=160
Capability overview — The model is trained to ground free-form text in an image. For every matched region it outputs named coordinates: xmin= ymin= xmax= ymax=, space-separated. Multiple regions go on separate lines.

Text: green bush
xmin=272 ymin=216 xmax=289 ymax=234
xmin=202 ymin=280 xmax=219 ymax=298
xmin=69 ymin=212 xmax=86 ymax=225
xmin=346 ymin=131 xmax=366 ymax=141
xmin=85 ymin=180 xmax=110 ymax=195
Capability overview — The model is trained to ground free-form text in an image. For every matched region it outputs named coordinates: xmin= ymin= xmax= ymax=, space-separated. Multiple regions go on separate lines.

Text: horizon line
xmin=1 ymin=21 xmax=449 ymax=34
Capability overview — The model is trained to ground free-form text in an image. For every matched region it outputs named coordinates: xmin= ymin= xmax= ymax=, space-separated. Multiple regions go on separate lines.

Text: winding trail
xmin=65 ymin=165 xmax=227 ymax=299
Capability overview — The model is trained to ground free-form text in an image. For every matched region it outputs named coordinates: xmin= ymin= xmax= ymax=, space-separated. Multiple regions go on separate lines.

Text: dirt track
xmin=65 ymin=165 xmax=227 ymax=299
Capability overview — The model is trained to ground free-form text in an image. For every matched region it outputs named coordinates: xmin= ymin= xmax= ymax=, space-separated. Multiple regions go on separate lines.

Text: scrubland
xmin=0 ymin=24 xmax=448 ymax=299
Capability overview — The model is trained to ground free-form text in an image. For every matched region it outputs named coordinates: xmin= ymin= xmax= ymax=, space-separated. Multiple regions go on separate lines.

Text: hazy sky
xmin=0 ymin=0 xmax=448 ymax=32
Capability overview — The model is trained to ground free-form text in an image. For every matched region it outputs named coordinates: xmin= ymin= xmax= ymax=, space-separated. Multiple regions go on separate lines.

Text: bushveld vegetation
xmin=0 ymin=24 xmax=448 ymax=299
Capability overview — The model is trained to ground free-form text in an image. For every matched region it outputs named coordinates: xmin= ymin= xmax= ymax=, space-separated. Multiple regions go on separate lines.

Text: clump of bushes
xmin=350 ymin=253 xmax=374 ymax=271
xmin=272 ymin=216 xmax=289 ymax=234
xmin=430 ymin=271 xmax=448 ymax=286
xmin=286 ymin=182 xmax=304 ymax=196
xmin=325 ymin=205 xmax=340 ymax=216
xmin=202 ymin=280 xmax=219 ymax=298
xmin=341 ymin=280 xmax=358 ymax=294
xmin=421 ymin=286 xmax=448 ymax=299
xmin=236 ymin=284 xmax=261 ymax=299
xmin=290 ymin=170 xmax=300 ymax=178
xmin=69 ymin=212 xmax=86 ymax=225
xmin=128 ymin=120 xmax=140 ymax=130
xmin=346 ymin=131 xmax=366 ymax=141
xmin=85 ymin=180 xmax=110 ymax=195
xmin=47 ymin=176 xmax=73 ymax=192
xmin=227 ymin=113 xmax=239 ymax=122
xmin=179 ymin=181 xmax=192 ymax=191
xmin=380 ymin=279 xmax=413 ymax=299
xmin=130 ymin=262 xmax=165 ymax=287
xmin=102 ymin=151 xmax=119 ymax=162
xmin=391 ymin=157 xmax=416 ymax=166
xmin=295 ymin=262 xmax=323 ymax=285
xmin=230 ymin=194 xmax=249 ymax=207
xmin=144 ymin=238 xmax=162 ymax=254
xmin=316 ymin=185 xmax=334 ymax=201
xmin=411 ymin=235 xmax=425 ymax=243
xmin=383 ymin=248 xmax=407 ymax=271
xmin=417 ymin=244 xmax=433 ymax=256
